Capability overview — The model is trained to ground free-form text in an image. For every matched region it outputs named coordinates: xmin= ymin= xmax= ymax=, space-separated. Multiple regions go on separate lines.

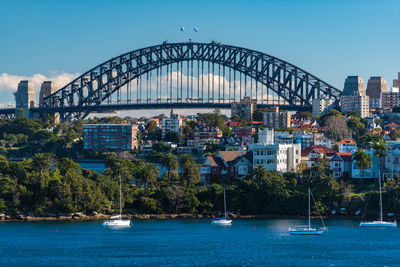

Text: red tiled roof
xmin=228 ymin=121 xmax=241 ymax=127
xmin=249 ymin=121 xmax=263 ymax=125
xmin=206 ymin=156 xmax=217 ymax=167
xmin=301 ymin=145 xmax=337 ymax=157
xmin=386 ymin=122 xmax=399 ymax=127
xmin=338 ymin=138 xmax=356 ymax=145
xmin=337 ymin=152 xmax=353 ymax=161
xmin=219 ymin=151 xmax=247 ymax=163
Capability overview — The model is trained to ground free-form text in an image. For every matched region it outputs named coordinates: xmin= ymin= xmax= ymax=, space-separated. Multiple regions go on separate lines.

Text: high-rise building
xmin=262 ymin=107 xmax=291 ymax=129
xmin=231 ymin=97 xmax=257 ymax=121
xmin=393 ymin=72 xmax=400 ymax=88
xmin=340 ymin=76 xmax=369 ymax=118
xmin=381 ymin=91 xmax=400 ymax=110
xmin=342 ymin=76 xmax=366 ymax=96
xmin=354 ymin=93 xmax=369 ymax=118
xmin=14 ymin=80 xmax=36 ymax=118
xmin=83 ymin=124 xmax=139 ymax=152
xmin=312 ymin=98 xmax=335 ymax=116
xmin=39 ymin=81 xmax=57 ymax=107
xmin=161 ymin=112 xmax=182 ymax=139
xmin=366 ymin=76 xmax=388 ymax=109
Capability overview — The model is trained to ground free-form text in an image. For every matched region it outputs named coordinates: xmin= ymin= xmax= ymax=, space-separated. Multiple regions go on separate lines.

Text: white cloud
xmin=0 ymin=72 xmax=80 ymax=93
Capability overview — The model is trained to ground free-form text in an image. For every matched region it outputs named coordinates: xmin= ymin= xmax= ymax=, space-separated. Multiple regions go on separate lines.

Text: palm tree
xmin=179 ymin=154 xmax=200 ymax=186
xmin=250 ymin=165 xmax=267 ymax=184
xmin=373 ymin=139 xmax=387 ymax=171
xmin=138 ymin=163 xmax=159 ymax=189
xmin=353 ymin=149 xmax=372 ymax=177
xmin=32 ymin=153 xmax=54 ymax=176
xmin=161 ymin=153 xmax=178 ymax=181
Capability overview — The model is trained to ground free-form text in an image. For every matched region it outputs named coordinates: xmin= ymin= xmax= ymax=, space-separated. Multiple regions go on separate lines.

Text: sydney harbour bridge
xmin=1 ymin=41 xmax=342 ymax=122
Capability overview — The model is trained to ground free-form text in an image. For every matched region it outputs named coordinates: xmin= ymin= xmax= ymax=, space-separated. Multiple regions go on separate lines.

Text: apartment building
xmin=83 ymin=124 xmax=139 ymax=152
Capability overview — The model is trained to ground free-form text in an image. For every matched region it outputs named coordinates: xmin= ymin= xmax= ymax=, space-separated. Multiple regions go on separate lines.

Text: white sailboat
xmin=212 ymin=189 xmax=232 ymax=225
xmin=103 ymin=175 xmax=131 ymax=227
xmin=360 ymin=172 xmax=396 ymax=227
xmin=289 ymin=188 xmax=326 ymax=235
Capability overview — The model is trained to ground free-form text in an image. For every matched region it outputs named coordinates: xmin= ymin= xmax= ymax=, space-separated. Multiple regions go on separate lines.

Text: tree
xmin=252 ymin=109 xmax=264 ymax=121
xmin=300 ymin=111 xmax=312 ymax=119
xmin=165 ymin=131 xmax=179 ymax=143
xmin=179 ymin=154 xmax=200 ymax=186
xmin=32 ymin=153 xmax=55 ymax=176
xmin=161 ymin=153 xmax=178 ymax=181
xmin=183 ymin=124 xmax=192 ymax=139
xmin=353 ymin=149 xmax=372 ymax=177
xmin=390 ymin=129 xmax=400 ymax=140
xmin=324 ymin=116 xmax=350 ymax=141
xmin=373 ymin=139 xmax=387 ymax=170
xmin=374 ymin=118 xmax=383 ymax=127
xmin=347 ymin=116 xmax=368 ymax=140
xmin=136 ymin=163 xmax=159 ymax=189
xmin=146 ymin=120 xmax=157 ymax=133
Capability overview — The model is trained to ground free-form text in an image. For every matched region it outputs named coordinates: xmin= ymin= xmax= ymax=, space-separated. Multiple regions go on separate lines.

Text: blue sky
xmin=0 ymin=0 xmax=399 ymax=105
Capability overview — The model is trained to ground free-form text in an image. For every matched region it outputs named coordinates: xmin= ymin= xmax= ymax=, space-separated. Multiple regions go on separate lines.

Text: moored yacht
xmin=360 ymin=172 xmax=396 ymax=227
xmin=289 ymin=188 xmax=327 ymax=235
xmin=103 ymin=175 xmax=131 ymax=227
xmin=212 ymin=189 xmax=232 ymax=225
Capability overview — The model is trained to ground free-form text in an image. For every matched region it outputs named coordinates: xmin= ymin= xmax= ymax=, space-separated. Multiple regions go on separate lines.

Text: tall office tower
xmin=340 ymin=76 xmax=369 ymax=118
xmin=366 ymin=76 xmax=388 ymax=109
xmin=342 ymin=76 xmax=366 ymax=96
xmin=39 ymin=81 xmax=57 ymax=107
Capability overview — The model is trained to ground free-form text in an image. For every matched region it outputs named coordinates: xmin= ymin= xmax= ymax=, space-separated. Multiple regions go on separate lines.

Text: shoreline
xmin=0 ymin=213 xmax=361 ymax=222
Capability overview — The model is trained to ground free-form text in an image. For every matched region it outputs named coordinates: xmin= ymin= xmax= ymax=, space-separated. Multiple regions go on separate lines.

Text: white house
xmin=314 ymin=135 xmax=333 ymax=148
xmin=338 ymin=138 xmax=357 ymax=153
xmin=384 ymin=141 xmax=400 ymax=178
xmin=351 ymin=149 xmax=380 ymax=179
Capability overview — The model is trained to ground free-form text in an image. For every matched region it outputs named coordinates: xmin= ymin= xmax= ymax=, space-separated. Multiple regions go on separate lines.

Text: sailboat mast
xmin=378 ymin=172 xmax=383 ymax=222
xmin=224 ymin=189 xmax=227 ymax=218
xmin=119 ymin=174 xmax=122 ymax=217
xmin=308 ymin=188 xmax=311 ymax=229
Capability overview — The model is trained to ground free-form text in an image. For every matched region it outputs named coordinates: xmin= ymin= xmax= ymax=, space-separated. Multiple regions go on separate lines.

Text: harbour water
xmin=0 ymin=219 xmax=399 ymax=266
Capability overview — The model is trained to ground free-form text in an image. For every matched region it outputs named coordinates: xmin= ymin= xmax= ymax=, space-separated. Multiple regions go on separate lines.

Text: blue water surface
xmin=0 ymin=219 xmax=399 ymax=266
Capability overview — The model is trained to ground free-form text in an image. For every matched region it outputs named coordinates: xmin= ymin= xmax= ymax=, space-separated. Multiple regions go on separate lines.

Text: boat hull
xmin=359 ymin=221 xmax=397 ymax=227
xmin=102 ymin=219 xmax=131 ymax=227
xmin=289 ymin=230 xmax=324 ymax=235
xmin=211 ymin=219 xmax=232 ymax=225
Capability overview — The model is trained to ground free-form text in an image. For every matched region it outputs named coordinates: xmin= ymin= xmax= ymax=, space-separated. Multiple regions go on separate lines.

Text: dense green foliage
xmin=0 ymin=151 xmax=395 ymax=219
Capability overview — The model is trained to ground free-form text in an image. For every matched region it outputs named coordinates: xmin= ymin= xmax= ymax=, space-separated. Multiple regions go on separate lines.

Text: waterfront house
xmin=200 ymin=151 xmax=252 ymax=184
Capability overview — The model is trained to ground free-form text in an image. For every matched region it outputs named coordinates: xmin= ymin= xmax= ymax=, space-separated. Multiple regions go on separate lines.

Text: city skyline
xmin=0 ymin=0 xmax=399 ymax=105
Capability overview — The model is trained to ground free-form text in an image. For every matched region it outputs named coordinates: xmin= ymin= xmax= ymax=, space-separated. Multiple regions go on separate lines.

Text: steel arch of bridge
xmin=43 ymin=42 xmax=341 ymax=121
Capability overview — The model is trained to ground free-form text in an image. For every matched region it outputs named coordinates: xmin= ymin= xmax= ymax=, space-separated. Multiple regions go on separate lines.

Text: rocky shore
xmin=0 ymin=213 xmax=360 ymax=222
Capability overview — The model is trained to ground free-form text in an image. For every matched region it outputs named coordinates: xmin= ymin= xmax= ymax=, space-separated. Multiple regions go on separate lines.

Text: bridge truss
xmin=35 ymin=41 xmax=342 ymax=121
